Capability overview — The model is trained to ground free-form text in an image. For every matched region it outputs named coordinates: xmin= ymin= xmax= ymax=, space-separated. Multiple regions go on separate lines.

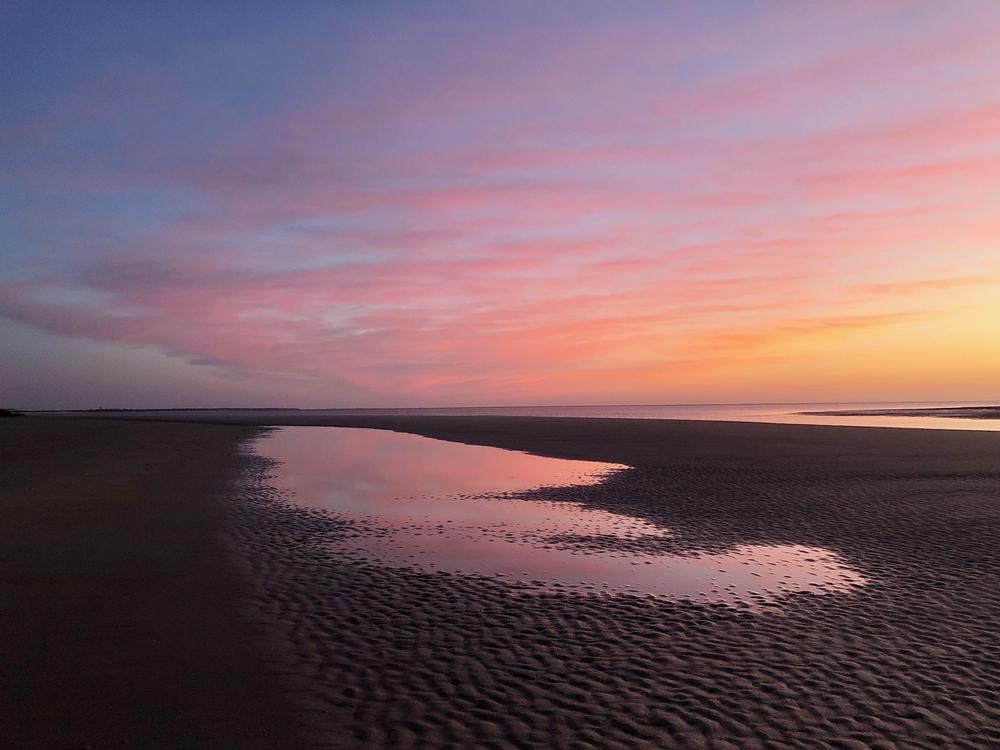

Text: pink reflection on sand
xmin=256 ymin=427 xmax=866 ymax=605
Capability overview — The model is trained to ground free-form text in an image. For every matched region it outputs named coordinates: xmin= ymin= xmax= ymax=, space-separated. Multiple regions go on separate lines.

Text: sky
xmin=2 ymin=1 xmax=1000 ymax=409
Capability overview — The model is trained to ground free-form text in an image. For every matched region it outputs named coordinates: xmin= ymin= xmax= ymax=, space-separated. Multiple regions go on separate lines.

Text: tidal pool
xmin=254 ymin=426 xmax=865 ymax=605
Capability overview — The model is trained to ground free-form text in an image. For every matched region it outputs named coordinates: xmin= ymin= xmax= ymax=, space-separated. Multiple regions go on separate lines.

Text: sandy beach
xmin=5 ymin=414 xmax=1000 ymax=748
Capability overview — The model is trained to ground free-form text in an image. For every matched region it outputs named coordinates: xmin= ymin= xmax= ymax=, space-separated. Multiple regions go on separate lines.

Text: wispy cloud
xmin=3 ymin=2 xmax=1000 ymax=406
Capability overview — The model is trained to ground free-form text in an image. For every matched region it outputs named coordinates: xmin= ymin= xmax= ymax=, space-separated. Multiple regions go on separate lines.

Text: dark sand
xmin=6 ymin=413 xmax=1000 ymax=748
xmin=801 ymin=405 xmax=1000 ymax=419
xmin=0 ymin=419 xmax=302 ymax=749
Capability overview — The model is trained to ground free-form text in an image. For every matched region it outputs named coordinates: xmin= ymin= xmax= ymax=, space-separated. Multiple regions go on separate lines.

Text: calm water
xmin=255 ymin=426 xmax=866 ymax=605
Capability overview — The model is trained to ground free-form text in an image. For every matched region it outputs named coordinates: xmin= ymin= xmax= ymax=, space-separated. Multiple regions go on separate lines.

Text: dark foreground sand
xmin=0 ymin=419 xmax=302 ymax=748
xmin=5 ymin=414 xmax=1000 ymax=748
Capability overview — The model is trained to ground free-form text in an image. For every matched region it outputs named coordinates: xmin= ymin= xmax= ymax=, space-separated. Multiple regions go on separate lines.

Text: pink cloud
xmin=6 ymin=2 xmax=1000 ymax=405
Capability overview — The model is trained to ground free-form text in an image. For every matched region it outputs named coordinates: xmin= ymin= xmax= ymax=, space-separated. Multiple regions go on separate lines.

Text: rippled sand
xmin=221 ymin=416 xmax=1000 ymax=749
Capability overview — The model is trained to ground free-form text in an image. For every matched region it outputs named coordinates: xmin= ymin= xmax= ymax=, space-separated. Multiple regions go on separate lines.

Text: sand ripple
xmin=226 ymin=440 xmax=1000 ymax=749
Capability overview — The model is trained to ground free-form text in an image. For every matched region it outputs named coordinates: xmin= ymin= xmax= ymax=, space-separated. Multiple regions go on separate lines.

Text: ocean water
xmin=254 ymin=426 xmax=866 ymax=605
xmin=292 ymin=400 xmax=1000 ymax=431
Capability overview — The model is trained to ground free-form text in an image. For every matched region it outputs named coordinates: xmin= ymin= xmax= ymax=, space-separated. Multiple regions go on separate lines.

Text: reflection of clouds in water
xmin=257 ymin=427 xmax=866 ymax=606
xmin=259 ymin=425 xmax=624 ymax=519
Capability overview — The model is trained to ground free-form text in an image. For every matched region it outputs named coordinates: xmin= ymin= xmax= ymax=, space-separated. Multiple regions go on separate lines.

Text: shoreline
xmin=5 ymin=415 xmax=1000 ymax=747
xmin=33 ymin=410 xmax=1000 ymax=472
xmin=801 ymin=405 xmax=1000 ymax=419
xmin=31 ymin=400 xmax=1000 ymax=425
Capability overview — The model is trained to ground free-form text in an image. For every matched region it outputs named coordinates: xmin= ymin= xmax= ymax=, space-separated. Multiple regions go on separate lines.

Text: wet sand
xmin=0 ymin=419 xmax=302 ymax=748
xmin=6 ymin=414 xmax=1000 ymax=748
xmin=802 ymin=404 xmax=1000 ymax=419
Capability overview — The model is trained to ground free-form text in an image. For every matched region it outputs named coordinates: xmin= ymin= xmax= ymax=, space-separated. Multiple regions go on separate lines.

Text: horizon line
xmin=24 ymin=398 xmax=1000 ymax=413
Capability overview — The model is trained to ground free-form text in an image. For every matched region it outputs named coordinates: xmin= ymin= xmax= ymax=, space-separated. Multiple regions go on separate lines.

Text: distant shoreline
xmin=802 ymin=405 xmax=1000 ymax=419
xmin=25 ymin=400 xmax=1000 ymax=433
xmin=24 ymin=399 xmax=999 ymax=415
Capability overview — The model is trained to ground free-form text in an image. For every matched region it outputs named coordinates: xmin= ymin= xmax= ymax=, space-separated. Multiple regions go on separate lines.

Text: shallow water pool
xmin=254 ymin=426 xmax=866 ymax=605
